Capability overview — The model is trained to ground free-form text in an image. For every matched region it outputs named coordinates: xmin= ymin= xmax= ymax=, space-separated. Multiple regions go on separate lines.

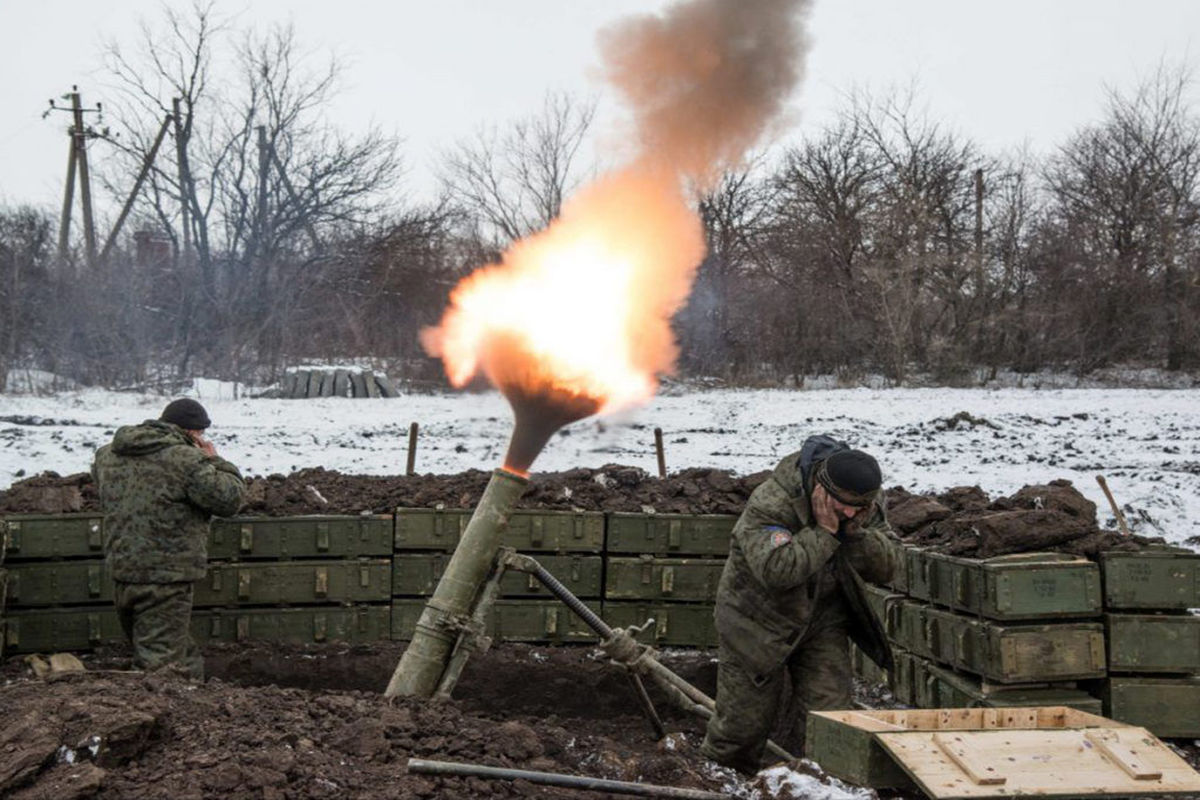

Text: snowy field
xmin=1 ymin=385 xmax=1198 ymax=547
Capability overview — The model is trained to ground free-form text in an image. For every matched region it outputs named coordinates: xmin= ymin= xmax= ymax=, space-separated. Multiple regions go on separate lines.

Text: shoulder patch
xmin=763 ymin=525 xmax=793 ymax=548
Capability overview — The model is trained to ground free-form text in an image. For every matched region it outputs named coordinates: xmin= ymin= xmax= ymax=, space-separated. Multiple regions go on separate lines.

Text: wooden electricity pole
xmin=100 ymin=113 xmax=173 ymax=264
xmin=48 ymin=87 xmax=103 ymax=267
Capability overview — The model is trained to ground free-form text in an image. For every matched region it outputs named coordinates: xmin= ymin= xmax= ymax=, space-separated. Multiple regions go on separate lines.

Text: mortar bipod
xmin=431 ymin=555 xmax=507 ymax=699
xmin=498 ymin=549 xmax=796 ymax=764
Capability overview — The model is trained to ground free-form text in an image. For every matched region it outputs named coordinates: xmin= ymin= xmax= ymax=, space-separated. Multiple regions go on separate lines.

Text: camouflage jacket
xmin=713 ymin=436 xmax=897 ymax=681
xmin=91 ymin=420 xmax=245 ymax=583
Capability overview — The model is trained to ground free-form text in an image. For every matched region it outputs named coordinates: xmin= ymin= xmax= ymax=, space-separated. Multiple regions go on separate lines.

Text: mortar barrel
xmin=385 ymin=467 xmax=529 ymax=698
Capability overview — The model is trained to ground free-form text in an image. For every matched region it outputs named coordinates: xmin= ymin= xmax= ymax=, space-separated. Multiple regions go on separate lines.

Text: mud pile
xmin=0 ymin=643 xmax=743 ymax=800
xmin=0 ymin=466 xmax=769 ymax=516
xmin=886 ymin=479 xmax=1164 ymax=557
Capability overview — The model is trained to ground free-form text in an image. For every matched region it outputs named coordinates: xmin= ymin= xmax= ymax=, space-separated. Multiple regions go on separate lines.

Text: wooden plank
xmin=875 ymin=727 xmax=1200 ymax=799
xmin=843 ymin=711 xmax=905 ymax=731
xmin=932 ymin=733 xmax=1006 ymax=785
xmin=1084 ymin=731 xmax=1163 ymax=780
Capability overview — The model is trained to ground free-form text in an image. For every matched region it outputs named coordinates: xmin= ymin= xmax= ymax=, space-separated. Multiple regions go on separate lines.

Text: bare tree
xmin=440 ymin=91 xmax=596 ymax=245
xmin=96 ymin=4 xmax=405 ymax=378
xmin=1045 ymin=65 xmax=1200 ymax=370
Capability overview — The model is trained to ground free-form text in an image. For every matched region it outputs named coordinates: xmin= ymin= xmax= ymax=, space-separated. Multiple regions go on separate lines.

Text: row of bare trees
xmin=1 ymin=3 xmax=1197 ymax=392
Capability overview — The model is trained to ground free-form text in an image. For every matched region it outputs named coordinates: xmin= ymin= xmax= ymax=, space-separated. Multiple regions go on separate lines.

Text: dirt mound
xmin=0 ymin=643 xmax=729 ymax=800
xmin=1 ymin=466 xmax=769 ymax=516
xmin=887 ymin=479 xmax=1164 ymax=557
xmin=0 ymin=471 xmax=96 ymax=514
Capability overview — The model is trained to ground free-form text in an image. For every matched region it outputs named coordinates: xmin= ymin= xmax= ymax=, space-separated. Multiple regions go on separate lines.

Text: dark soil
xmin=0 ymin=466 xmax=769 ymax=517
xmin=885 ymin=479 xmax=1168 ymax=557
xmin=0 ymin=641 xmax=827 ymax=800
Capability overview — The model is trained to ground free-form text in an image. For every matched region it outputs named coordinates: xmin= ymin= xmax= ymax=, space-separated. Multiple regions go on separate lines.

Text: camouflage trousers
xmin=113 ymin=581 xmax=204 ymax=679
xmin=701 ymin=622 xmax=851 ymax=774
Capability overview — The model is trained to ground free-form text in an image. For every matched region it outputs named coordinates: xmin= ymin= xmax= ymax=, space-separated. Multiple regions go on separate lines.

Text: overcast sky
xmin=2 ymin=0 xmax=1198 ymax=214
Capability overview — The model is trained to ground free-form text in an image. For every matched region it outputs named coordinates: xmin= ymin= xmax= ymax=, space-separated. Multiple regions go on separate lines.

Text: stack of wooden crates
xmin=1 ymin=513 xmax=396 ymax=651
xmin=854 ymin=543 xmax=1200 ymax=738
xmin=391 ymin=507 xmax=606 ymax=643
xmin=600 ymin=512 xmax=733 ymax=647
xmin=1093 ymin=549 xmax=1200 ymax=736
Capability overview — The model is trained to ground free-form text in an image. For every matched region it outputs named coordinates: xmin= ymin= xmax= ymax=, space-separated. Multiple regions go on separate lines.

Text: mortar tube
xmin=385 ymin=468 xmax=528 ymax=699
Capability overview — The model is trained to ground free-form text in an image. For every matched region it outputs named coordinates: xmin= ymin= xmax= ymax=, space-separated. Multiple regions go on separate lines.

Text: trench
xmin=197 ymin=640 xmax=720 ymax=724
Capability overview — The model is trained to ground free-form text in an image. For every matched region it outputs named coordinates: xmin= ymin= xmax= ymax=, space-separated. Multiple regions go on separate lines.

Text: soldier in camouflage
xmin=91 ymin=398 xmax=245 ymax=678
xmin=701 ymin=435 xmax=897 ymax=774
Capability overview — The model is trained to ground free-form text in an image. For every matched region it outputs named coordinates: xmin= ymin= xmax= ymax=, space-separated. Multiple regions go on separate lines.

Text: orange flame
xmin=422 ymin=165 xmax=705 ymax=439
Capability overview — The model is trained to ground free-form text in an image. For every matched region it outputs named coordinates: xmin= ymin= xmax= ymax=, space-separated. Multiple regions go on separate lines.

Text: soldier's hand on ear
xmin=811 ymin=484 xmax=840 ymax=535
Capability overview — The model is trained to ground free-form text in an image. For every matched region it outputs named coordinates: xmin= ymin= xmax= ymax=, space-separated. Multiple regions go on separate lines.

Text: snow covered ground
xmin=1 ymin=385 xmax=1197 ymax=547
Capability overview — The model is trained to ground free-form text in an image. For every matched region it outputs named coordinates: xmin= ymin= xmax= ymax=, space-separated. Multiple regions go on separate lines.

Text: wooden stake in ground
xmin=1096 ymin=475 xmax=1132 ymax=536
xmin=654 ymin=427 xmax=666 ymax=479
xmin=406 ymin=422 xmax=419 ymax=476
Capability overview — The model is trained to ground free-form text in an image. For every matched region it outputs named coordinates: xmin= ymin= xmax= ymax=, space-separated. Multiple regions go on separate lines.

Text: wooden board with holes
xmin=876 ymin=727 xmax=1199 ymax=798
xmin=809 ymin=707 xmax=1200 ymax=798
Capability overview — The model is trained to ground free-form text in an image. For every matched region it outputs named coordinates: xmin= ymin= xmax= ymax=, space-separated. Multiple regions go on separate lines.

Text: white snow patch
xmin=755 ymin=762 xmax=875 ymax=800
xmin=1 ymin=386 xmax=1197 ymax=547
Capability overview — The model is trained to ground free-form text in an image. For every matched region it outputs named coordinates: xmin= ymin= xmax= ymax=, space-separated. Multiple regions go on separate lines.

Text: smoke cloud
xmin=599 ymin=0 xmax=811 ymax=186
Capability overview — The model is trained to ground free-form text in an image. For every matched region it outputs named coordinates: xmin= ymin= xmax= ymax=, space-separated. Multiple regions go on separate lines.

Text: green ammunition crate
xmin=393 ymin=508 xmax=603 ymax=553
xmin=1105 ymin=612 xmax=1200 ymax=674
xmin=1100 ymin=549 xmax=1200 ymax=610
xmin=389 ymin=598 xmax=600 ymax=643
xmin=208 ymin=515 xmax=393 ymax=559
xmin=920 ymin=550 xmax=1102 ymax=620
xmin=889 ymin=648 xmax=917 ymax=705
xmin=1100 ymin=676 xmax=1200 ymax=738
xmin=917 ymin=658 xmax=1103 ymax=714
xmin=194 ymin=559 xmax=391 ymax=607
xmin=3 ymin=606 xmax=123 ymax=652
xmin=601 ymin=601 xmax=717 ymax=647
xmin=807 ymin=711 xmax=916 ymax=790
xmin=893 ymin=599 xmax=935 ymax=661
xmin=864 ymin=582 xmax=905 ymax=638
xmin=5 ymin=560 xmax=112 ymax=606
xmin=390 ymin=553 xmax=602 ymax=598
xmin=904 ymin=546 xmax=933 ymax=601
xmin=2 ymin=514 xmax=105 ymax=560
xmin=881 ymin=541 xmax=912 ymax=594
xmin=194 ymin=604 xmax=390 ymax=644
xmin=919 ymin=605 xmax=1106 ymax=683
xmin=605 ymin=513 xmax=735 ymax=556
xmin=604 ymin=556 xmax=724 ymax=602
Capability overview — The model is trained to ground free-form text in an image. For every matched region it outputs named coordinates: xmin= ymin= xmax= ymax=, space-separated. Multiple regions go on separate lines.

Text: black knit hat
xmin=161 ymin=398 xmax=211 ymax=430
xmin=816 ymin=449 xmax=881 ymax=506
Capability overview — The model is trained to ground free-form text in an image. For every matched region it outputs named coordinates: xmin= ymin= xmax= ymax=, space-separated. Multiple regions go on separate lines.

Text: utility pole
xmin=47 ymin=87 xmax=104 ymax=267
xmin=101 ymin=113 xmax=173 ymax=264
